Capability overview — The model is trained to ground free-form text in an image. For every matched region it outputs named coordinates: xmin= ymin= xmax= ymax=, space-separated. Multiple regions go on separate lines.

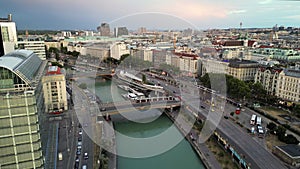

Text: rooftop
xmin=229 ymin=59 xmax=259 ymax=68
xmin=0 ymin=49 xmax=42 ymax=85
xmin=277 ymin=145 xmax=300 ymax=158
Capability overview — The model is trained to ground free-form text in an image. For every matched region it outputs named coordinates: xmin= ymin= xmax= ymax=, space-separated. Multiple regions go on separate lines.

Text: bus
xmin=250 ymin=114 xmax=257 ymax=125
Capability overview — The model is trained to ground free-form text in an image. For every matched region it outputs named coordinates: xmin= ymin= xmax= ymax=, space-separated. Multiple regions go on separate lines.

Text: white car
xmin=78 ymin=141 xmax=82 ymax=146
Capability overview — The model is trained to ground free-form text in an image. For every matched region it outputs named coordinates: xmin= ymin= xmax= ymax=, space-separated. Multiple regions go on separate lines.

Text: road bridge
xmin=97 ymin=99 xmax=181 ymax=117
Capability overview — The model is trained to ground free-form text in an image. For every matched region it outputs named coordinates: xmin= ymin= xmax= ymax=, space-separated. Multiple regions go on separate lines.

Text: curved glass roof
xmin=0 ymin=50 xmax=42 ymax=85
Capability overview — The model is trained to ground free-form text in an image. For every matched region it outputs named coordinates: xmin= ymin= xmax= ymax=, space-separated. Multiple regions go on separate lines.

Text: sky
xmin=1 ymin=0 xmax=300 ymax=30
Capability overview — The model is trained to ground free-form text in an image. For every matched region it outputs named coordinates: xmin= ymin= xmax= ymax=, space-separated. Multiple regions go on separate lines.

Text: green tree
xmin=292 ymin=104 xmax=300 ymax=117
xmin=267 ymin=122 xmax=277 ymax=132
xmin=79 ymin=83 xmax=87 ymax=89
xmin=142 ymin=74 xmax=147 ymax=84
xmin=284 ymin=134 xmax=299 ymax=144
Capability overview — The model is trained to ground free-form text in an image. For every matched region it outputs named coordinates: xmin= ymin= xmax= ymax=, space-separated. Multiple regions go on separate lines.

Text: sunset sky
xmin=1 ymin=0 xmax=300 ymax=30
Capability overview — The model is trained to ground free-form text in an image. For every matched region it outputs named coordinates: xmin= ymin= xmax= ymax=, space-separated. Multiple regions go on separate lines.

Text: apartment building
xmin=0 ymin=50 xmax=46 ymax=168
xmin=42 ymin=66 xmax=68 ymax=113
xmin=276 ymin=67 xmax=300 ymax=103
xmin=255 ymin=66 xmax=282 ymax=95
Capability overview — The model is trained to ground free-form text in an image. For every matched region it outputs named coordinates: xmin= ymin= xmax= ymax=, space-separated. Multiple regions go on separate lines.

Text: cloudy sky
xmin=1 ymin=0 xmax=300 ymax=30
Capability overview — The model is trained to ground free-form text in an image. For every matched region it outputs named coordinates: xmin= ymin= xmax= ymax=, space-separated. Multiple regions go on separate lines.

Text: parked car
xmin=84 ymin=152 xmax=88 ymax=159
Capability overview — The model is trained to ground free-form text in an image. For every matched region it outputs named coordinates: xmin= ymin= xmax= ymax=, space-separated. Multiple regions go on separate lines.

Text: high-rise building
xmin=97 ymin=23 xmax=110 ymax=36
xmin=0 ymin=14 xmax=17 ymax=56
xmin=0 ymin=50 xmax=46 ymax=168
xmin=17 ymin=41 xmax=47 ymax=60
xmin=114 ymin=27 xmax=128 ymax=37
xmin=42 ymin=66 xmax=68 ymax=113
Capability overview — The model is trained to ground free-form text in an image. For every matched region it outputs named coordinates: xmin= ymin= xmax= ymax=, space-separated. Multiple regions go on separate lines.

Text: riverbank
xmin=163 ymin=109 xmax=222 ymax=169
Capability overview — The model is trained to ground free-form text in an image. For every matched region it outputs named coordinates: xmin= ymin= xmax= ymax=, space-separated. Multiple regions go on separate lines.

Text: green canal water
xmin=93 ymin=79 xmax=205 ymax=169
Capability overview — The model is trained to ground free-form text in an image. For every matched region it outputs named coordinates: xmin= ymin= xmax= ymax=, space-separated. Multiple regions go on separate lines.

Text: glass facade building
xmin=0 ymin=50 xmax=46 ymax=168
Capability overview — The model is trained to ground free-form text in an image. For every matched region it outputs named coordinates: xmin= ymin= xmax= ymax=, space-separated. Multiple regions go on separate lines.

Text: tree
xmin=284 ymin=134 xmax=299 ymax=144
xmin=79 ymin=83 xmax=87 ymax=89
xmin=267 ymin=122 xmax=277 ymax=132
xmin=142 ymin=74 xmax=147 ymax=84
xmin=292 ymin=104 xmax=300 ymax=118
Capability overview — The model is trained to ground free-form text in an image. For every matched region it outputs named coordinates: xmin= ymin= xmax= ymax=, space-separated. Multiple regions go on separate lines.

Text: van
xmin=58 ymin=152 xmax=63 ymax=161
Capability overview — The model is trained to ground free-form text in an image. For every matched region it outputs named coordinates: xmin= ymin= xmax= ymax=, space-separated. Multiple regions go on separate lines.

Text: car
xmin=82 ymin=165 xmax=87 ymax=169
xmin=76 ymin=149 xmax=81 ymax=155
xmin=200 ymin=105 xmax=205 ymax=109
xmin=77 ymin=145 xmax=82 ymax=150
xmin=79 ymin=129 xmax=83 ymax=135
xmin=84 ymin=152 xmax=88 ymax=159
xmin=100 ymin=107 xmax=106 ymax=111
xmin=74 ymin=162 xmax=79 ymax=169
xmin=78 ymin=136 xmax=82 ymax=141
xmin=75 ymin=157 xmax=80 ymax=162
xmin=78 ymin=141 xmax=82 ymax=146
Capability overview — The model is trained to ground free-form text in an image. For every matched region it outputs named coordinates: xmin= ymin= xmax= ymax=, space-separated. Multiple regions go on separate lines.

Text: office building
xmin=42 ymin=66 xmax=68 ymax=113
xmin=227 ymin=59 xmax=259 ymax=81
xmin=17 ymin=41 xmax=46 ymax=60
xmin=0 ymin=14 xmax=17 ymax=56
xmin=0 ymin=50 xmax=46 ymax=168
xmin=98 ymin=23 xmax=110 ymax=36
xmin=110 ymin=42 xmax=129 ymax=60
xmin=114 ymin=27 xmax=128 ymax=37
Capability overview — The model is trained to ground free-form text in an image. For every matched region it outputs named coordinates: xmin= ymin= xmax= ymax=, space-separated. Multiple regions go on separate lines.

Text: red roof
xmin=46 ymin=66 xmax=62 ymax=75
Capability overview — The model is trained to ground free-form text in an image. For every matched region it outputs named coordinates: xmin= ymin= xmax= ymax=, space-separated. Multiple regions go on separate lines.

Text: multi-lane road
xmin=149 ymin=74 xmax=288 ymax=169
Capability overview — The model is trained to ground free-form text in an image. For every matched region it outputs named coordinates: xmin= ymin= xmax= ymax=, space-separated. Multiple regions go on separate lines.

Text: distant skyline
xmin=1 ymin=0 xmax=300 ymax=31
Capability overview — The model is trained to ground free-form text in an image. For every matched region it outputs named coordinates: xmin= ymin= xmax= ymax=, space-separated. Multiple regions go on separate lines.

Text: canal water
xmin=93 ymin=78 xmax=205 ymax=169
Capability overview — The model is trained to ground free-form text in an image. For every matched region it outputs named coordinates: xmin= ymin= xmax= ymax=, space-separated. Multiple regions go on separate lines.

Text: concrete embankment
xmin=164 ymin=110 xmax=222 ymax=169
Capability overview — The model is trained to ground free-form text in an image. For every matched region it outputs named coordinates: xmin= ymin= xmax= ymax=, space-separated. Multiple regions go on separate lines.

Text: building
xmin=172 ymin=52 xmax=199 ymax=75
xmin=228 ymin=59 xmax=259 ymax=81
xmin=42 ymin=66 xmax=68 ymax=113
xmin=110 ymin=42 xmax=129 ymax=60
xmin=276 ymin=67 xmax=300 ymax=103
xmin=252 ymin=48 xmax=300 ymax=62
xmin=114 ymin=27 xmax=128 ymax=37
xmin=199 ymin=58 xmax=229 ymax=76
xmin=17 ymin=41 xmax=46 ymax=60
xmin=255 ymin=66 xmax=282 ymax=95
xmin=273 ymin=145 xmax=300 ymax=167
xmin=0 ymin=14 xmax=17 ymax=56
xmin=98 ymin=23 xmax=110 ymax=36
xmin=97 ymin=23 xmax=110 ymax=36
xmin=130 ymin=48 xmax=153 ymax=62
xmin=0 ymin=50 xmax=46 ymax=168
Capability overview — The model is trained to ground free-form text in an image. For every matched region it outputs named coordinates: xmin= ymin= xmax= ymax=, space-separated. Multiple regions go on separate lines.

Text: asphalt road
xmin=149 ymin=75 xmax=287 ymax=169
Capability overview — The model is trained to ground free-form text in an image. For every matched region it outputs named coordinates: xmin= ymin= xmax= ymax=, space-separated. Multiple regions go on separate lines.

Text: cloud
xmin=228 ymin=10 xmax=247 ymax=14
xmin=159 ymin=1 xmax=228 ymax=20
xmin=284 ymin=15 xmax=300 ymax=19
xmin=259 ymin=0 xmax=272 ymax=4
